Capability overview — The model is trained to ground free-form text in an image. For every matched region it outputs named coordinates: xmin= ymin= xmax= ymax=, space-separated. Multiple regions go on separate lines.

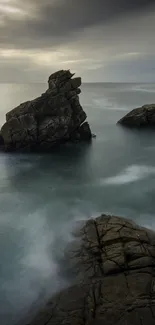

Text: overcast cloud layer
xmin=0 ymin=0 xmax=155 ymax=82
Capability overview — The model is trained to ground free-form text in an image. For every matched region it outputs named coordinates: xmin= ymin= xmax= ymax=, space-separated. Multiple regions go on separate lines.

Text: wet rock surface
xmin=26 ymin=215 xmax=155 ymax=325
xmin=118 ymin=104 xmax=155 ymax=127
xmin=0 ymin=70 xmax=92 ymax=152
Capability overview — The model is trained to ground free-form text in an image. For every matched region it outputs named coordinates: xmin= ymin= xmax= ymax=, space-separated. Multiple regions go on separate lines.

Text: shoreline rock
xmin=0 ymin=70 xmax=93 ymax=152
xmin=25 ymin=214 xmax=155 ymax=325
xmin=118 ymin=104 xmax=155 ymax=127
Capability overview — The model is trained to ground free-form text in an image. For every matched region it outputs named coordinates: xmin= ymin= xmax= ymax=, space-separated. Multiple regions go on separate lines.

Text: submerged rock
xmin=118 ymin=104 xmax=155 ymax=127
xmin=0 ymin=70 xmax=93 ymax=152
xmin=26 ymin=214 xmax=155 ymax=325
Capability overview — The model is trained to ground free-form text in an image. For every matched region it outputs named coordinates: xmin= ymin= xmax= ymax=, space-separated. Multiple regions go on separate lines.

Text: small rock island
xmin=0 ymin=70 xmax=92 ymax=152
xmin=26 ymin=214 xmax=155 ymax=325
xmin=118 ymin=104 xmax=155 ymax=127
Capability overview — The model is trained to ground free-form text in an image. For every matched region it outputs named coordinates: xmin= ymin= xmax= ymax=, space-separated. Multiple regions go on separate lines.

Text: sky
xmin=0 ymin=0 xmax=155 ymax=82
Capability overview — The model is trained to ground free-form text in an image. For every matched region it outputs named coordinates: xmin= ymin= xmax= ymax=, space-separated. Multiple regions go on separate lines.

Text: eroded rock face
xmin=27 ymin=215 xmax=155 ymax=325
xmin=118 ymin=104 xmax=155 ymax=127
xmin=0 ymin=70 xmax=92 ymax=151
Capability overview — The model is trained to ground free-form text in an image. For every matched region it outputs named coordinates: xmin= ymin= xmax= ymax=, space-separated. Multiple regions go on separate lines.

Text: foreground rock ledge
xmin=0 ymin=70 xmax=93 ymax=152
xmin=26 ymin=215 xmax=155 ymax=325
xmin=118 ymin=104 xmax=155 ymax=127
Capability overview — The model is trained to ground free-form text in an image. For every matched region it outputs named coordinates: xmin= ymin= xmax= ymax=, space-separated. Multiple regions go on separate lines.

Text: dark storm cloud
xmin=1 ymin=0 xmax=155 ymax=49
xmin=0 ymin=0 xmax=155 ymax=82
xmin=32 ymin=0 xmax=155 ymax=34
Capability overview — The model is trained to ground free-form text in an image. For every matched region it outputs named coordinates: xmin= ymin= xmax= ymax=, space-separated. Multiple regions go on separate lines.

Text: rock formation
xmin=118 ymin=104 xmax=155 ymax=127
xmin=0 ymin=70 xmax=92 ymax=152
xmin=26 ymin=214 xmax=155 ymax=325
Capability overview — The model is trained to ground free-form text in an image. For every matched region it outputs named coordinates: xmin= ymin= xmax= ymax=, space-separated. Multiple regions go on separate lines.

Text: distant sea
xmin=0 ymin=82 xmax=155 ymax=324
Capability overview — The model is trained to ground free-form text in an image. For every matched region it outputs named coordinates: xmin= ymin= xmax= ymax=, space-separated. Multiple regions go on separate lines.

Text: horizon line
xmin=0 ymin=81 xmax=155 ymax=84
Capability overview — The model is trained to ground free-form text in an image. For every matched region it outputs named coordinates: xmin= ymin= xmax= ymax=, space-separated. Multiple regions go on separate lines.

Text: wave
xmin=102 ymin=165 xmax=155 ymax=185
xmin=93 ymin=98 xmax=128 ymax=111
xmin=131 ymin=84 xmax=155 ymax=93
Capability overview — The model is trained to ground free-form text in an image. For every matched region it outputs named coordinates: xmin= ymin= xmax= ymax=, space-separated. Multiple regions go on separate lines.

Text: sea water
xmin=0 ymin=82 xmax=155 ymax=324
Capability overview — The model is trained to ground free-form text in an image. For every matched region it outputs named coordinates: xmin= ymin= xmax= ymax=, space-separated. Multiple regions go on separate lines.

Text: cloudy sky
xmin=0 ymin=0 xmax=155 ymax=82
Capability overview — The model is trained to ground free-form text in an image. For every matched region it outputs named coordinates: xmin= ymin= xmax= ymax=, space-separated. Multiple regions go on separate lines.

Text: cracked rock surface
xmin=0 ymin=70 xmax=92 ymax=152
xmin=117 ymin=104 xmax=155 ymax=127
xmin=26 ymin=215 xmax=155 ymax=325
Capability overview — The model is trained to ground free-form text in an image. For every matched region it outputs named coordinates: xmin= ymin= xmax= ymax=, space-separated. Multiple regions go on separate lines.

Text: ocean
xmin=0 ymin=82 xmax=155 ymax=324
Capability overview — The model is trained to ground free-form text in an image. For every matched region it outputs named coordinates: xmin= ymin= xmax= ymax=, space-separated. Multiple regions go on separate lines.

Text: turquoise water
xmin=0 ymin=82 xmax=155 ymax=324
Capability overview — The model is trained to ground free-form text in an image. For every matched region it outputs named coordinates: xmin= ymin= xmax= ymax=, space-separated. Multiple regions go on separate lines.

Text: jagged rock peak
xmin=48 ymin=69 xmax=81 ymax=91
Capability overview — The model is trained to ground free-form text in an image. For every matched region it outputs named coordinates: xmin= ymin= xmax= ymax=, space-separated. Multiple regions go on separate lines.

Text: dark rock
xmin=48 ymin=70 xmax=74 ymax=90
xmin=70 ymin=122 xmax=92 ymax=142
xmin=0 ymin=132 xmax=4 ymax=151
xmin=0 ymin=132 xmax=4 ymax=145
xmin=79 ymin=122 xmax=92 ymax=140
xmin=118 ymin=104 xmax=155 ymax=127
xmin=0 ymin=70 xmax=93 ymax=152
xmin=26 ymin=215 xmax=155 ymax=325
xmin=1 ymin=114 xmax=37 ymax=151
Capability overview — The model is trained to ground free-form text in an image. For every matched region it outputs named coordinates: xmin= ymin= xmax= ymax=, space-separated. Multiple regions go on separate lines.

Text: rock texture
xmin=26 ymin=214 xmax=155 ymax=325
xmin=118 ymin=104 xmax=155 ymax=127
xmin=0 ymin=70 xmax=92 ymax=151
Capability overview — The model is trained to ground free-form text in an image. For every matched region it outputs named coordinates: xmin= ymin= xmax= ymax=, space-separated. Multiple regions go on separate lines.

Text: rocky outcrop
xmin=118 ymin=104 xmax=155 ymax=127
xmin=0 ymin=70 xmax=93 ymax=152
xmin=26 ymin=214 xmax=155 ymax=325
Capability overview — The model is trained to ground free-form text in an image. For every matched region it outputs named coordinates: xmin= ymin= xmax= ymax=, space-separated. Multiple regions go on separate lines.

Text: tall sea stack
xmin=0 ymin=70 xmax=92 ymax=152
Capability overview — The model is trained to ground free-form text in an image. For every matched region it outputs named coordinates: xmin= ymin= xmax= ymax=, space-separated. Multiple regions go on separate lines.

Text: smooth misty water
xmin=0 ymin=82 xmax=155 ymax=324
